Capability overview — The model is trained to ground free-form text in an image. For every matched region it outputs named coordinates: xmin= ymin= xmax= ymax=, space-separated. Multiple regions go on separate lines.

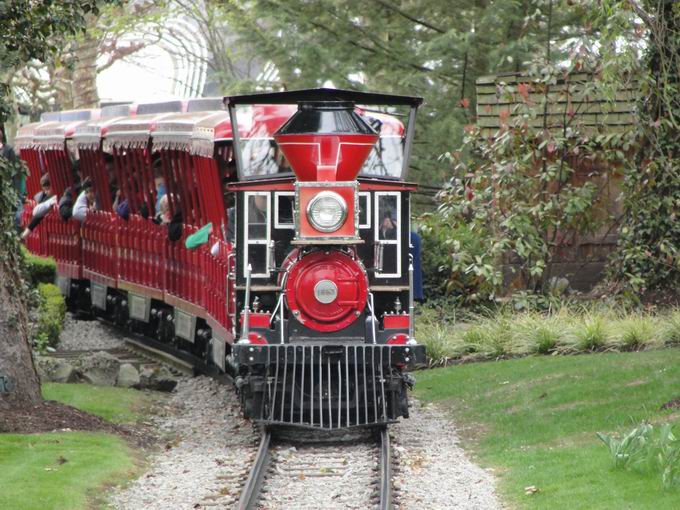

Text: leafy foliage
xmin=436 ymin=61 xmax=628 ymax=297
xmin=230 ymin=0 xmax=590 ymax=187
xmin=600 ymin=1 xmax=680 ymax=295
xmin=21 ymin=247 xmax=56 ymax=286
xmin=418 ymin=212 xmax=492 ymax=303
xmin=598 ymin=423 xmax=680 ymax=490
xmin=33 ymin=283 xmax=66 ymax=352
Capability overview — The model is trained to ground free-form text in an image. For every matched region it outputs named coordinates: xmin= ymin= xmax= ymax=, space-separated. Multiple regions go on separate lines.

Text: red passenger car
xmin=19 ymin=88 xmax=425 ymax=429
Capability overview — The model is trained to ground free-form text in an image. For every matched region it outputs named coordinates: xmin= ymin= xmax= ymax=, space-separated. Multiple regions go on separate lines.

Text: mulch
xmin=0 ymin=400 xmax=155 ymax=447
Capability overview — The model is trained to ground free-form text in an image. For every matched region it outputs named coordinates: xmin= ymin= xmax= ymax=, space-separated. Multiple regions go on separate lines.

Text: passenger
xmin=153 ymin=164 xmax=166 ymax=215
xmin=153 ymin=194 xmax=171 ymax=225
xmin=115 ymin=195 xmax=130 ymax=221
xmin=59 ymin=185 xmax=76 ymax=221
xmin=379 ymin=211 xmax=397 ymax=240
xmin=20 ymin=174 xmax=56 ymax=239
xmin=105 ymin=154 xmax=117 ymax=205
xmin=72 ymin=177 xmax=96 ymax=222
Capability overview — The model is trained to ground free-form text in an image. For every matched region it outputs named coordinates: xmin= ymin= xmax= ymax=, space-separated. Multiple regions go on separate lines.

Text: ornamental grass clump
xmin=512 ymin=311 xmax=567 ymax=354
xmin=418 ymin=321 xmax=457 ymax=367
xmin=660 ymin=310 xmax=680 ymax=346
xmin=615 ymin=316 xmax=658 ymax=351
xmin=572 ymin=315 xmax=610 ymax=352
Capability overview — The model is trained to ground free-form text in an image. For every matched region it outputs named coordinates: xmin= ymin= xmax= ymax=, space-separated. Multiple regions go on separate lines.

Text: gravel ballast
xmin=58 ymin=313 xmax=125 ymax=351
xmin=110 ymin=376 xmax=258 ymax=510
xmin=393 ymin=400 xmax=502 ymax=509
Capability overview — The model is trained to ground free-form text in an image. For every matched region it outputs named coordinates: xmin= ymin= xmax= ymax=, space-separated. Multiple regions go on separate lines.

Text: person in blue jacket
xmin=410 ymin=231 xmax=424 ymax=302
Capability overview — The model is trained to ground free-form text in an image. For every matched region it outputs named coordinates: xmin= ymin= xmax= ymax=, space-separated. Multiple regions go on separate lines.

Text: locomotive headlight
xmin=307 ymin=191 xmax=347 ymax=232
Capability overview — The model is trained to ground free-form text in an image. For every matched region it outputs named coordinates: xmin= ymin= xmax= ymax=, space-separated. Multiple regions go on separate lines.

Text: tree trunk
xmin=0 ymin=260 xmax=42 ymax=410
xmin=72 ymin=31 xmax=100 ymax=109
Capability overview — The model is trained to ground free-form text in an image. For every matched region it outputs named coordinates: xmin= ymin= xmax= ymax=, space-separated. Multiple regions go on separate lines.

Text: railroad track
xmin=238 ymin=427 xmax=393 ymax=509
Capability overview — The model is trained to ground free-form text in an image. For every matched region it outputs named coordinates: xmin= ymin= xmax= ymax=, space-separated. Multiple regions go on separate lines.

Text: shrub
xmin=513 ymin=312 xmax=565 ymax=354
xmin=417 ymin=213 xmax=493 ymax=304
xmin=21 ymin=247 xmax=56 ymax=285
xmin=33 ymin=283 xmax=66 ymax=352
xmin=661 ymin=310 xmax=680 ymax=346
xmin=573 ymin=315 xmax=610 ymax=351
xmin=616 ymin=316 xmax=657 ymax=351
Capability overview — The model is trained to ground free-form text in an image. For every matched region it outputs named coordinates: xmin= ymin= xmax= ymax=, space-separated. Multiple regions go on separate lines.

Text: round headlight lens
xmin=307 ymin=191 xmax=347 ymax=232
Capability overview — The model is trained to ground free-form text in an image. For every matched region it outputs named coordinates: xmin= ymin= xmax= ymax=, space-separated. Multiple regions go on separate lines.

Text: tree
xmin=9 ymin=1 xmax=165 ymax=115
xmin=168 ymin=0 xmax=266 ymax=95
xmin=0 ymin=0 xmax=106 ymax=410
xmin=605 ymin=0 xmax=680 ymax=296
xmin=228 ymin=0 xmax=590 ymax=188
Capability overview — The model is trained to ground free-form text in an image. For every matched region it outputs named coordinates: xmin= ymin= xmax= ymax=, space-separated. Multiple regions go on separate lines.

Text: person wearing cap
xmin=20 ymin=174 xmax=56 ymax=239
xmin=72 ymin=177 xmax=96 ymax=222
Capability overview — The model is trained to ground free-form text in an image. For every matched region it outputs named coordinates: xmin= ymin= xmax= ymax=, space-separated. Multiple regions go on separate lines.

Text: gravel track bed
xmin=109 ymin=377 xmax=258 ymax=510
xmin=259 ymin=441 xmax=377 ymax=509
xmin=393 ymin=400 xmax=501 ymax=509
xmin=58 ymin=313 xmax=125 ymax=351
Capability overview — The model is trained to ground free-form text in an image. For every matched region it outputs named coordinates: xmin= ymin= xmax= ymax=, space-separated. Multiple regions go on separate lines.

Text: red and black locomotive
xmin=17 ymin=88 xmax=425 ymax=430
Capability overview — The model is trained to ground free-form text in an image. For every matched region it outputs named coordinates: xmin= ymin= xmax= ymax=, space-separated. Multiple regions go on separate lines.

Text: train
xmin=17 ymin=88 xmax=426 ymax=429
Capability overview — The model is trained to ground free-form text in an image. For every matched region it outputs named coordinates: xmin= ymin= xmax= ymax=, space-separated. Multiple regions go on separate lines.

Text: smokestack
xmin=274 ymin=101 xmax=378 ymax=181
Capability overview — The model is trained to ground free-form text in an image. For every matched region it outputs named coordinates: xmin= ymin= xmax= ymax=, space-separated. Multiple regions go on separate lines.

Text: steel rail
xmin=379 ymin=427 xmax=393 ymax=510
xmin=238 ymin=430 xmax=272 ymax=510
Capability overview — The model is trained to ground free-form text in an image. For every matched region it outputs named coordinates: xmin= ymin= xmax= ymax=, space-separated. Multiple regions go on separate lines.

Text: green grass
xmin=415 ymin=349 xmax=680 ymax=509
xmin=0 ymin=432 xmax=137 ymax=510
xmin=0 ymin=384 xmax=159 ymax=509
xmin=42 ymin=383 xmax=157 ymax=424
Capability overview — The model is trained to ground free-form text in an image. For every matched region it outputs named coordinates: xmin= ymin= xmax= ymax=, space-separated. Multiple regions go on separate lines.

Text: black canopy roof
xmin=225 ymin=87 xmax=423 ymax=107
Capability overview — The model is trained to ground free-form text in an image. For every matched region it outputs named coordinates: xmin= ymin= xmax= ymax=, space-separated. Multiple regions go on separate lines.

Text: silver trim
xmin=358 ymin=192 xmax=371 ymax=228
xmin=306 ymin=190 xmax=348 ymax=233
xmin=274 ymin=191 xmax=295 ymax=229
xmin=374 ymin=191 xmax=401 ymax=278
xmin=243 ymin=192 xmax=271 ymax=278
xmin=313 ymin=280 xmax=338 ymax=304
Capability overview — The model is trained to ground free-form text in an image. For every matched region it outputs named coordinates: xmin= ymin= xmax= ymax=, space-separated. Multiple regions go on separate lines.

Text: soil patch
xmin=0 ymin=400 xmax=153 ymax=447
xmin=661 ymin=396 xmax=680 ymax=410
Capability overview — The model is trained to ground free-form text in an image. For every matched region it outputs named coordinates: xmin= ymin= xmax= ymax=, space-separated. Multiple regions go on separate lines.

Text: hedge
xmin=34 ymin=283 xmax=66 ymax=351
xmin=21 ymin=247 xmax=56 ymax=285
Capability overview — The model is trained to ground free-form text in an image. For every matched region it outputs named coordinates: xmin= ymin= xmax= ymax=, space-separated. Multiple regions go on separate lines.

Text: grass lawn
xmin=0 ymin=384 xmax=158 ymax=510
xmin=0 ymin=432 xmax=136 ymax=510
xmin=415 ymin=349 xmax=680 ymax=509
xmin=42 ymin=383 xmax=157 ymax=424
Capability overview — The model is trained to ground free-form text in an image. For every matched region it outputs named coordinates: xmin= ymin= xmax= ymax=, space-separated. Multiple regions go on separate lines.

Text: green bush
xmin=21 ymin=247 xmax=56 ymax=285
xmin=417 ymin=213 xmax=493 ymax=304
xmin=33 ymin=283 xmax=66 ymax=352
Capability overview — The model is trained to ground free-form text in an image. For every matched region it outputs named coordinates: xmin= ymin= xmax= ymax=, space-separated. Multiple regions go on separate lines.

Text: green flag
xmin=185 ymin=223 xmax=212 ymax=250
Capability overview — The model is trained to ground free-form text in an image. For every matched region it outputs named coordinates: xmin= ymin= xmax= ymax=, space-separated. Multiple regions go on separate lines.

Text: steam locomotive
xmin=18 ymin=88 xmax=426 ymax=429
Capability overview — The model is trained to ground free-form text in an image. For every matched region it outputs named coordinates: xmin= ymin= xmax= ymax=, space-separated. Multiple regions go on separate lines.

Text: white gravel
xmin=109 ymin=376 xmax=258 ymax=510
xmin=393 ymin=399 xmax=502 ymax=509
xmin=259 ymin=441 xmax=377 ymax=509
xmin=58 ymin=313 xmax=125 ymax=351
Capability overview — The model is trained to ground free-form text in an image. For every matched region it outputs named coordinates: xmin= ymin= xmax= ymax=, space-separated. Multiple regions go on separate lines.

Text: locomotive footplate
xmin=233 ymin=343 xmax=425 ymax=428
xmin=233 ymin=343 xmax=426 ymax=367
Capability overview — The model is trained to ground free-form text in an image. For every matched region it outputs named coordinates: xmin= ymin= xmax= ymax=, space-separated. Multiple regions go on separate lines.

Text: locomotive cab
xmin=227 ymin=89 xmax=426 ymax=429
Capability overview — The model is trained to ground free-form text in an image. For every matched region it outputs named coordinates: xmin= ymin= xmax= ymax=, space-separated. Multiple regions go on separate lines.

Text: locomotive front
xmin=228 ymin=89 xmax=425 ymax=429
